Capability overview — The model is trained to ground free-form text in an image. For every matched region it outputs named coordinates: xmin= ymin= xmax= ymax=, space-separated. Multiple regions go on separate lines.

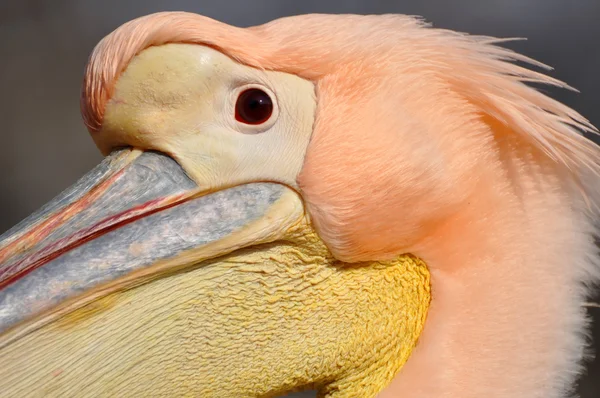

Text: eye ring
xmin=232 ymin=84 xmax=279 ymax=133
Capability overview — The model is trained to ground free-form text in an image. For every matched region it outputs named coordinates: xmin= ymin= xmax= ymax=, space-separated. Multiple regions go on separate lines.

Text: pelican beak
xmin=0 ymin=148 xmax=303 ymax=334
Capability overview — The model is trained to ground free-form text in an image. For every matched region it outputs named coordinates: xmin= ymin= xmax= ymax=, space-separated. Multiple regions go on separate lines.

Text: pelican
xmin=0 ymin=11 xmax=599 ymax=398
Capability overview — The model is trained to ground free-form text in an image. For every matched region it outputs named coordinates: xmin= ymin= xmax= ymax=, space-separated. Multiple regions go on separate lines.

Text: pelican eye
xmin=235 ymin=88 xmax=274 ymax=125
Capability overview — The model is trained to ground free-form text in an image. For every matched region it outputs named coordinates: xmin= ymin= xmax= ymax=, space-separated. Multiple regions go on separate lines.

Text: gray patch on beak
xmin=0 ymin=150 xmax=287 ymax=333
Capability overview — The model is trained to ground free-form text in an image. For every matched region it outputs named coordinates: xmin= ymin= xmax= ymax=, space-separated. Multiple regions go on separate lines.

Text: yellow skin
xmin=1 ymin=219 xmax=430 ymax=397
xmin=0 ymin=43 xmax=431 ymax=396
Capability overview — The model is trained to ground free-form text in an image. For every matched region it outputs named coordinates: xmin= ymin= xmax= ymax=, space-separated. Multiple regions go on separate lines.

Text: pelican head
xmin=0 ymin=11 xmax=598 ymax=398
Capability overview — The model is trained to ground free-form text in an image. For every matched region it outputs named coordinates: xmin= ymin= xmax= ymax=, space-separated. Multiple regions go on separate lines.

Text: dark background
xmin=0 ymin=1 xmax=598 ymax=397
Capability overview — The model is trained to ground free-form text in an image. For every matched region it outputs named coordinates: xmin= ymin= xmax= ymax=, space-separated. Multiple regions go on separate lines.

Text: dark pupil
xmin=235 ymin=88 xmax=273 ymax=125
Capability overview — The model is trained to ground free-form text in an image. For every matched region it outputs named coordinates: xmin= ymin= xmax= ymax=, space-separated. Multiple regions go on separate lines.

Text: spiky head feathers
xmin=82 ymin=11 xmax=599 ymax=263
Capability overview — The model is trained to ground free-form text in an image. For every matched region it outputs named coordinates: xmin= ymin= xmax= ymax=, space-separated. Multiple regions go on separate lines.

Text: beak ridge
xmin=0 ymin=149 xmax=300 ymax=335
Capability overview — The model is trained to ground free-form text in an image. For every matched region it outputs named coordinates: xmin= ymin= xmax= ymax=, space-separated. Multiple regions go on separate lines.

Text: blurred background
xmin=0 ymin=1 xmax=598 ymax=397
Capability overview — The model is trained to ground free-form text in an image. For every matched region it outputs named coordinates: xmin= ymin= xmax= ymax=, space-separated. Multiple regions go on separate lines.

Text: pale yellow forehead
xmin=96 ymin=43 xmax=317 ymax=192
xmin=111 ymin=44 xmax=249 ymax=112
